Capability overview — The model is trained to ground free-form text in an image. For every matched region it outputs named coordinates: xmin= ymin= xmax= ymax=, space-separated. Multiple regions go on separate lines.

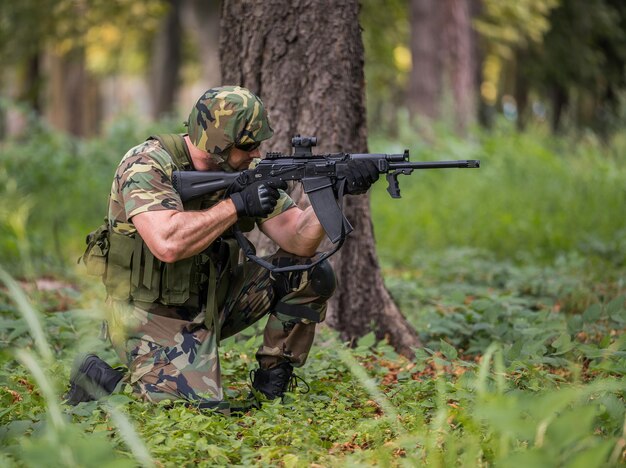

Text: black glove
xmin=340 ymin=159 xmax=380 ymax=195
xmin=230 ymin=179 xmax=288 ymax=218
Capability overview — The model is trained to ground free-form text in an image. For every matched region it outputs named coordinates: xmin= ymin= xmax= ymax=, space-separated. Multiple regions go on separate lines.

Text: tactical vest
xmin=82 ymin=134 xmax=244 ymax=338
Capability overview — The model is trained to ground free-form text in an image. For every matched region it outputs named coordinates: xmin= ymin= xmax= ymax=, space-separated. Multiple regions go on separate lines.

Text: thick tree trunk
xmin=409 ymin=0 xmax=444 ymax=121
xmin=220 ymin=0 xmax=421 ymax=358
xmin=409 ymin=0 xmax=476 ymax=132
xmin=442 ymin=0 xmax=476 ymax=133
xmin=150 ymin=0 xmax=183 ymax=119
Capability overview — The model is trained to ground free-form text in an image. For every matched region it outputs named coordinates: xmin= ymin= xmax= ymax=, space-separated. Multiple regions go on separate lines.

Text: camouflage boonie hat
xmin=187 ymin=86 xmax=274 ymax=165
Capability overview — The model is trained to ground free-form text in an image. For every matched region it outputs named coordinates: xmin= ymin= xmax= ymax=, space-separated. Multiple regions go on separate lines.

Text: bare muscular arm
xmin=132 ymin=199 xmax=238 ymax=263
xmin=260 ymin=206 xmax=326 ymax=257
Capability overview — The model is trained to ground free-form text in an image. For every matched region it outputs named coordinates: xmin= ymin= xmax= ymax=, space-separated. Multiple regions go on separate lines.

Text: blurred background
xmin=0 ymin=0 xmax=625 ymax=274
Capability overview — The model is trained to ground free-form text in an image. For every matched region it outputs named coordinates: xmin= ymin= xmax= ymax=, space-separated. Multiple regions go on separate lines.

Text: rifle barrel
xmin=393 ymin=159 xmax=480 ymax=170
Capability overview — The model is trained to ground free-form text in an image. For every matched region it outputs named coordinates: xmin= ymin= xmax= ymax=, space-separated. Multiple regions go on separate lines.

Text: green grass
xmin=369 ymin=121 xmax=626 ymax=266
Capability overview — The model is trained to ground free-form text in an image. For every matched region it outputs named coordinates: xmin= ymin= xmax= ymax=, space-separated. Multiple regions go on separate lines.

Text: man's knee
xmin=309 ymin=260 xmax=336 ymax=298
xmin=271 ymin=259 xmax=336 ymax=324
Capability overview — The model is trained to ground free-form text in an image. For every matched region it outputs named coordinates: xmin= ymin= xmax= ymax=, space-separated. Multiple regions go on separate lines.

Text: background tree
xmin=149 ymin=0 xmax=183 ymax=119
xmin=181 ymin=0 xmax=221 ymax=88
xmin=220 ymin=0 xmax=422 ymax=357
xmin=522 ymin=0 xmax=626 ymax=134
xmin=473 ymin=0 xmax=559 ymax=128
xmin=408 ymin=0 xmax=443 ymax=123
xmin=408 ymin=0 xmax=476 ymax=133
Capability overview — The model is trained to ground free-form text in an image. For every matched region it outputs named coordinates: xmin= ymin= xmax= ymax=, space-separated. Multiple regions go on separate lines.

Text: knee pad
xmin=309 ymin=260 xmax=336 ymax=298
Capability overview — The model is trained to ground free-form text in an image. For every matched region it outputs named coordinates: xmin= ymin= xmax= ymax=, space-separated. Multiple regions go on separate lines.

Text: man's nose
xmin=250 ymin=148 xmax=261 ymax=158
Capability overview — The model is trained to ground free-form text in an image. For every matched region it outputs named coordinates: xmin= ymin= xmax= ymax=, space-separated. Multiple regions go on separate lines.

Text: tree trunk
xmin=551 ymin=84 xmax=568 ymax=133
xmin=514 ymin=50 xmax=530 ymax=131
xmin=409 ymin=0 xmax=476 ymax=132
xmin=18 ymin=52 xmax=43 ymax=115
xmin=220 ymin=0 xmax=421 ymax=358
xmin=150 ymin=0 xmax=183 ymax=119
xmin=442 ymin=0 xmax=475 ymax=133
xmin=181 ymin=0 xmax=221 ymax=87
xmin=409 ymin=0 xmax=444 ymax=122
xmin=46 ymin=48 xmax=101 ymax=137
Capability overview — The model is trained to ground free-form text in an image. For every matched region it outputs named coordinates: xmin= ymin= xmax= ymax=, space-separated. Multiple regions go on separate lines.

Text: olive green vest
xmin=82 ymin=134 xmax=240 ymax=338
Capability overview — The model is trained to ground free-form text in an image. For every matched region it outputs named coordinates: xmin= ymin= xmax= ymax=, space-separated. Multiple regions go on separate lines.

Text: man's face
xmin=227 ymin=145 xmax=262 ymax=171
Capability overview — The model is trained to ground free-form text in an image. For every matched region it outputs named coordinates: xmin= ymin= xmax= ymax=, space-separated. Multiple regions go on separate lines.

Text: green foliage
xmin=0 ymin=113 xmax=185 ymax=275
xmin=1 ymin=248 xmax=625 ymax=466
xmin=474 ymin=0 xmax=559 ymax=59
xmin=0 ymin=0 xmax=167 ymax=72
xmin=522 ymin=0 xmax=626 ymax=132
xmin=369 ymin=121 xmax=626 ymax=265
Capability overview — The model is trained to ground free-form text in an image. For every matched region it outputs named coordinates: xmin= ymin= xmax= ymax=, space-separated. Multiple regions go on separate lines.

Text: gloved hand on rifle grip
xmin=340 ymin=159 xmax=380 ymax=195
xmin=230 ymin=179 xmax=288 ymax=218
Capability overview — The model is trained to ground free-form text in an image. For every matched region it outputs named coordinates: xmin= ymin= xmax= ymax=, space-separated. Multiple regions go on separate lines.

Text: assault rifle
xmin=172 ymin=136 xmax=479 ymax=272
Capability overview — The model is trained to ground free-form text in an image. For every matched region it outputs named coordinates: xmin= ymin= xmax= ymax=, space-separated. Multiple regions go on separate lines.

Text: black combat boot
xmin=250 ymin=361 xmax=309 ymax=400
xmin=64 ymin=354 xmax=124 ymax=405
xmin=251 ymin=362 xmax=294 ymax=400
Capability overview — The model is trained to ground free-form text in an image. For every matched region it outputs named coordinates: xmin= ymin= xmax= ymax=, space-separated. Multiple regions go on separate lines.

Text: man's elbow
xmin=150 ymin=241 xmax=184 ymax=263
xmin=285 ymin=240 xmax=320 ymax=258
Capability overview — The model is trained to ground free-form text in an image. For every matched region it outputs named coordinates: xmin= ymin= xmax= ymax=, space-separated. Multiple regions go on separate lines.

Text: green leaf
xmin=582 ymin=304 xmax=602 ymax=322
xmin=282 ymin=454 xmax=300 ymax=468
xmin=551 ymin=333 xmax=575 ymax=355
xmin=359 ymin=332 xmax=377 ymax=348
xmin=565 ymin=440 xmax=614 ymax=468
xmin=545 ymin=406 xmax=597 ymax=448
xmin=439 ymin=339 xmax=458 ymax=360
xmin=606 ymin=295 xmax=626 ymax=323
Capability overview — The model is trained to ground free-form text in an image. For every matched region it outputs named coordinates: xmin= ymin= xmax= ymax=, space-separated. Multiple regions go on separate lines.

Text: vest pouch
xmin=161 ymin=257 xmax=194 ymax=305
xmin=130 ymin=237 xmax=161 ymax=303
xmin=81 ymin=223 xmax=109 ymax=277
xmin=105 ymin=232 xmax=135 ymax=301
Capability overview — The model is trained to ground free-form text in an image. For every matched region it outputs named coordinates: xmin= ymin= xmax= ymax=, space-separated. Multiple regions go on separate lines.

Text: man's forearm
xmin=133 ymin=199 xmax=239 ymax=263
xmin=260 ymin=205 xmax=325 ymax=258
xmin=294 ymin=206 xmax=326 ymax=253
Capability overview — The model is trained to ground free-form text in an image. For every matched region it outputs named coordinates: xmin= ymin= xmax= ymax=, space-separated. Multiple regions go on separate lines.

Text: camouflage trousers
xmin=106 ymin=250 xmax=336 ymax=406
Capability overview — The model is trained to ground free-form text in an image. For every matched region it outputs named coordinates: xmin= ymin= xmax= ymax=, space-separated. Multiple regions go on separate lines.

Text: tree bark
xmin=150 ymin=0 xmax=183 ymax=119
xmin=409 ymin=0 xmax=476 ymax=132
xmin=442 ymin=0 xmax=476 ymax=133
xmin=409 ymin=0 xmax=444 ymax=122
xmin=220 ymin=0 xmax=421 ymax=358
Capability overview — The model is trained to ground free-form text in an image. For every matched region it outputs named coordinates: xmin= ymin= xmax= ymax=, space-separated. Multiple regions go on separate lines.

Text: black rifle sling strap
xmin=232 ymin=179 xmax=351 ymax=273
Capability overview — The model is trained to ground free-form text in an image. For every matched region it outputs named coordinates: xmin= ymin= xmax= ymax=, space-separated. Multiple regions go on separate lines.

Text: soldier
xmin=66 ymin=86 xmax=378 ymax=413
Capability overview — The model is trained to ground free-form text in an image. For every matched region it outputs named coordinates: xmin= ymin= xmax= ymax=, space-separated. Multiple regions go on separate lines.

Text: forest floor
xmin=1 ymin=248 xmax=625 ymax=467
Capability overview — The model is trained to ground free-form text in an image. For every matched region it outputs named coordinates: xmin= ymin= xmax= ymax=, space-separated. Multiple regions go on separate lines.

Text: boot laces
xmin=249 ymin=365 xmax=310 ymax=399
